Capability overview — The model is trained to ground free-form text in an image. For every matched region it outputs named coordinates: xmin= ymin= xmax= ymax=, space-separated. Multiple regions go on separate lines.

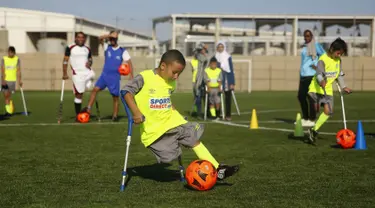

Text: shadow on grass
xmin=365 ymin=133 xmax=375 ymax=138
xmin=125 ymin=163 xmax=182 ymax=184
xmin=124 ymin=163 xmax=234 ymax=190
xmin=13 ymin=111 xmax=32 ymax=116
xmin=287 ymin=133 xmax=320 ymax=146
xmin=0 ymin=111 xmax=30 ymax=120
xmin=0 ymin=114 xmax=9 ymax=121
xmin=274 ymin=118 xmax=295 ymax=124
xmin=183 ymin=181 xmax=233 ymax=191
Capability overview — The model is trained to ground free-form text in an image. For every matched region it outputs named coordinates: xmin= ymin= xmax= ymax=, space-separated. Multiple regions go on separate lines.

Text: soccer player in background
xmin=84 ymin=31 xmax=133 ymax=122
xmin=122 ymin=49 xmax=239 ymax=180
xmin=204 ymin=57 xmax=222 ymax=120
xmin=62 ymin=32 xmax=94 ymax=117
xmin=191 ymin=43 xmax=210 ymax=118
xmin=308 ymin=38 xmax=352 ymax=143
xmin=297 ymin=30 xmax=325 ymax=127
xmin=1 ymin=46 xmax=22 ymax=116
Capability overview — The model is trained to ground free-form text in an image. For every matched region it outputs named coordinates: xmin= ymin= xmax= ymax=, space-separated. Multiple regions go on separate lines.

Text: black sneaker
xmin=4 ymin=112 xmax=11 ymax=117
xmin=308 ymin=128 xmax=318 ymax=144
xmin=216 ymin=164 xmax=240 ymax=180
xmin=112 ymin=116 xmax=119 ymax=122
xmin=80 ymin=107 xmax=89 ymax=113
xmin=191 ymin=112 xmax=198 ymax=117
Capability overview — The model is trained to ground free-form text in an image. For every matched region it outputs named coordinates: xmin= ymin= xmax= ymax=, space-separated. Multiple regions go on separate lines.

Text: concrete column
xmin=292 ymin=17 xmax=298 ymax=56
xmin=265 ymin=41 xmax=270 ymax=55
xmin=152 ymin=22 xmax=157 ymax=56
xmin=171 ymin=16 xmax=176 ymax=49
xmin=67 ymin=32 xmax=74 ymax=44
xmin=98 ymin=37 xmax=105 ymax=57
xmin=347 ymin=42 xmax=353 ymax=56
xmin=133 ymin=35 xmax=137 ymax=56
xmin=243 ymin=40 xmax=248 ymax=56
xmin=285 ymin=42 xmax=291 ymax=56
xmin=162 ymin=44 xmax=167 ymax=54
xmin=86 ymin=35 xmax=91 ymax=48
xmin=215 ymin=18 xmax=221 ymax=45
xmin=371 ymin=18 xmax=375 ymax=57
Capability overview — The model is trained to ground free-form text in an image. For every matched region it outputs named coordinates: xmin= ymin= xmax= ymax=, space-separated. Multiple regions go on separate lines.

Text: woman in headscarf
xmin=215 ymin=41 xmax=235 ymax=121
xmin=298 ymin=29 xmax=325 ymax=127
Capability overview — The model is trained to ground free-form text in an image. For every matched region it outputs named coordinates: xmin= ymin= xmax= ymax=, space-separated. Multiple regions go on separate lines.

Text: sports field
xmin=1 ymin=91 xmax=375 ymax=208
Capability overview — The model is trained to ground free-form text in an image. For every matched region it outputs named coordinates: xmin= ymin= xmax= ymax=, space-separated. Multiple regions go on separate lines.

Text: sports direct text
xmin=149 ymin=98 xmax=171 ymax=109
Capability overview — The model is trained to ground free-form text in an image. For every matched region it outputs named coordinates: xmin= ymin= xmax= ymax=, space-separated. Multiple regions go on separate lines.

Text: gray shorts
xmin=208 ymin=88 xmax=221 ymax=105
xmin=308 ymin=92 xmax=334 ymax=108
xmin=1 ymin=81 xmax=16 ymax=92
xmin=148 ymin=122 xmax=204 ymax=163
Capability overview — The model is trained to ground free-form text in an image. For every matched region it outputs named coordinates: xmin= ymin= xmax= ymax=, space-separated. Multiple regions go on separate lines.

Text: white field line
xmin=0 ymin=119 xmax=374 ymax=128
xmin=213 ymin=120 xmax=336 ymax=136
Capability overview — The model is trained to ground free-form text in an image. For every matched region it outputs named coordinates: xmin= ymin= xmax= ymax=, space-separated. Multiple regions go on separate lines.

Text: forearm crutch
xmin=20 ymin=87 xmax=28 ymax=116
xmin=57 ymin=80 xmax=65 ymax=124
xmin=220 ymin=90 xmax=225 ymax=120
xmin=232 ymin=90 xmax=240 ymax=116
xmin=336 ymin=82 xmax=347 ymax=129
xmin=204 ymin=86 xmax=208 ymax=121
xmin=120 ymin=90 xmax=133 ymax=191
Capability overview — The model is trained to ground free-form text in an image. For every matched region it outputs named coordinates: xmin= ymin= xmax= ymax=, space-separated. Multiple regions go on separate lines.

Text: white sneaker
xmin=306 ymin=120 xmax=315 ymax=127
xmin=294 ymin=119 xmax=315 ymax=127
xmin=294 ymin=119 xmax=308 ymax=125
xmin=301 ymin=119 xmax=310 ymax=127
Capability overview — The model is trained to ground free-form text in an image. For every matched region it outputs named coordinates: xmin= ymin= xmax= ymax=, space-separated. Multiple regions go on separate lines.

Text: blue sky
xmin=1 ymin=0 xmax=374 ymax=39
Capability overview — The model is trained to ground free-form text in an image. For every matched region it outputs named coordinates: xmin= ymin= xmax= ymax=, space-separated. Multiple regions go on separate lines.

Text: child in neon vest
xmin=122 ymin=50 xmax=239 ymax=180
xmin=307 ymin=38 xmax=352 ymax=144
xmin=1 ymin=46 xmax=22 ymax=116
xmin=204 ymin=57 xmax=222 ymax=119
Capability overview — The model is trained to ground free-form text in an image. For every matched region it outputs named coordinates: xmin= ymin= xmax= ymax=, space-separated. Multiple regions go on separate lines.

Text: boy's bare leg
xmin=3 ymin=90 xmax=12 ymax=115
xmin=308 ymin=103 xmax=331 ymax=144
xmin=112 ymin=96 xmax=119 ymax=121
xmin=85 ymin=87 xmax=101 ymax=113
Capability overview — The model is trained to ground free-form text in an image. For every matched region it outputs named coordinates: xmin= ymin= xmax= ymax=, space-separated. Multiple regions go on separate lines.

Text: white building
xmin=0 ymin=7 xmax=155 ymax=56
xmin=152 ymin=13 xmax=375 ymax=57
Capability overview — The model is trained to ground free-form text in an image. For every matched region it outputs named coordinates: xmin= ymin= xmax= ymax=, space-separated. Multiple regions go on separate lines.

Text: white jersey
xmin=65 ymin=44 xmax=91 ymax=75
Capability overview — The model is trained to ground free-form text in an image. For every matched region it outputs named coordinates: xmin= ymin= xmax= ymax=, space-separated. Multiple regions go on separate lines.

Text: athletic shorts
xmin=208 ymin=88 xmax=221 ymax=105
xmin=1 ymin=81 xmax=16 ymax=92
xmin=95 ymin=74 xmax=120 ymax=97
xmin=148 ymin=122 xmax=204 ymax=163
xmin=72 ymin=70 xmax=95 ymax=94
xmin=308 ymin=92 xmax=334 ymax=108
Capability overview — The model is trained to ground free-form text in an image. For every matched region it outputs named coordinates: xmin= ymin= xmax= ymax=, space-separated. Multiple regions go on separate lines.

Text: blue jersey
xmin=300 ymin=43 xmax=325 ymax=77
xmin=103 ymin=46 xmax=124 ymax=77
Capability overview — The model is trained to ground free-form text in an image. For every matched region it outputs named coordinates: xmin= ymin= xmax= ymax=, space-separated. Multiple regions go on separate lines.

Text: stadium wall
xmin=1 ymin=54 xmax=374 ymax=92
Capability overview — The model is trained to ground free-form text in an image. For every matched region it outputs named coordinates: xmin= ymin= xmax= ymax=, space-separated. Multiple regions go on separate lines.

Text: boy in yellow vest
xmin=122 ymin=50 xmax=239 ymax=180
xmin=1 ymin=46 xmax=22 ymax=116
xmin=204 ymin=57 xmax=222 ymax=119
xmin=308 ymin=38 xmax=352 ymax=143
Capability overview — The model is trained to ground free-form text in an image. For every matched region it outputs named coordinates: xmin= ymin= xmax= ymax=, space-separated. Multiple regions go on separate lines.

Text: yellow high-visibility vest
xmin=3 ymin=56 xmax=19 ymax=81
xmin=134 ymin=69 xmax=187 ymax=147
xmin=309 ymin=53 xmax=340 ymax=96
xmin=205 ymin=67 xmax=221 ymax=88
xmin=191 ymin=59 xmax=198 ymax=83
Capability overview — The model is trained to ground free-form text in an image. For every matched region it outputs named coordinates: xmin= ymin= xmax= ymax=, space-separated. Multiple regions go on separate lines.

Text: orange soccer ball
xmin=118 ymin=63 xmax=131 ymax=76
xmin=336 ymin=129 xmax=356 ymax=149
xmin=76 ymin=112 xmax=90 ymax=123
xmin=185 ymin=160 xmax=217 ymax=191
